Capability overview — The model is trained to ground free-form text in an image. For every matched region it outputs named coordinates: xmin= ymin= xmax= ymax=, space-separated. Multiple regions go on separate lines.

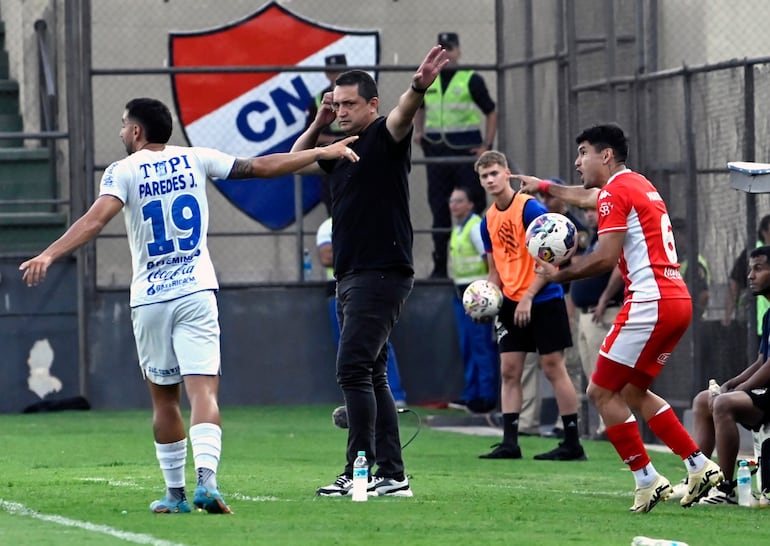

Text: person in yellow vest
xmin=305 ymin=54 xmax=348 ymax=215
xmin=447 ymin=187 xmax=499 ymax=414
xmin=414 ymin=32 xmax=498 ymax=278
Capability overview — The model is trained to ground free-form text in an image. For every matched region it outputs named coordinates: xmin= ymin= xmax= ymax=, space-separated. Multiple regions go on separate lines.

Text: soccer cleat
xmin=698 ymin=481 xmax=737 ymax=505
xmin=629 ymin=474 xmax=672 ymax=513
xmin=149 ymin=496 xmax=191 ymax=514
xmin=666 ymin=478 xmax=688 ymax=501
xmin=533 ymin=442 xmax=587 ymax=461
xmin=368 ymin=476 xmax=413 ymax=497
xmin=681 ymin=459 xmax=724 ymax=507
xmin=478 ymin=442 xmax=522 ymax=459
xmin=316 ymin=474 xmax=354 ymax=497
xmin=193 ymin=485 xmax=232 ymax=514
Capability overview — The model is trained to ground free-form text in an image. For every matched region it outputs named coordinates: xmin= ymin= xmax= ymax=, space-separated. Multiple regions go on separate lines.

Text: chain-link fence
xmin=3 ymin=0 xmax=770 ymax=401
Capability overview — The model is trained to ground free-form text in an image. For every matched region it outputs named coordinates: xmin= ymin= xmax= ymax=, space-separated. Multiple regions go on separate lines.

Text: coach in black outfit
xmin=292 ymin=46 xmax=449 ymax=497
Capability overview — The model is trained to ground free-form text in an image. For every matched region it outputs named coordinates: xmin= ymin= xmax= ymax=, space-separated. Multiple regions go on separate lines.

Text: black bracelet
xmin=411 ymin=83 xmax=427 ymax=94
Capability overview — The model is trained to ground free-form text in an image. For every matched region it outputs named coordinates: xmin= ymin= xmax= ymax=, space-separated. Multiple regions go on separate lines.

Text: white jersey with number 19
xmin=99 ymin=145 xmax=236 ymax=307
xmin=596 ymin=169 xmax=690 ymax=302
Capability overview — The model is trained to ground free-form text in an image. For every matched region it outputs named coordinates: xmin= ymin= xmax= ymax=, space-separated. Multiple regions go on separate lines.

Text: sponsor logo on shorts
xmin=147 ymin=366 xmax=180 ymax=376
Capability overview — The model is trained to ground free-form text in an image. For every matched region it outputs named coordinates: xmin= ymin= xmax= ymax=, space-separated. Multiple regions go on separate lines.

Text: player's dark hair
xmin=451 ymin=186 xmax=473 ymax=201
xmin=335 ymin=70 xmax=378 ymax=102
xmin=575 ymin=123 xmax=628 ymax=163
xmin=750 ymin=245 xmax=770 ymax=263
xmin=125 ymin=98 xmax=173 ymax=144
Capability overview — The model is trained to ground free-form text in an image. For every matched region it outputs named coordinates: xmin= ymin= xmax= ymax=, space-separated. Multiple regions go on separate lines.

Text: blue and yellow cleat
xmin=193 ymin=485 xmax=232 ymax=514
xmin=149 ymin=497 xmax=192 ymax=514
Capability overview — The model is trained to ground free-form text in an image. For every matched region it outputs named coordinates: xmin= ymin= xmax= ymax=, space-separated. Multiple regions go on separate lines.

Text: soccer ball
xmin=525 ymin=212 xmax=578 ymax=265
xmin=462 ymin=280 xmax=503 ymax=320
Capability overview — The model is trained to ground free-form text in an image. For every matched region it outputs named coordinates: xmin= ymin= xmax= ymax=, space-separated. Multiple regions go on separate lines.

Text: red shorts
xmin=591 ymin=298 xmax=692 ymax=392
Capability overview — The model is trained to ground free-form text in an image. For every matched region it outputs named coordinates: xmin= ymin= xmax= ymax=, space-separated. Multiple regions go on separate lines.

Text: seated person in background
xmin=723 ymin=214 xmax=770 ymax=331
xmin=316 ymin=217 xmax=407 ymax=407
xmin=672 ymin=245 xmax=770 ymax=505
xmin=447 ymin=186 xmax=499 ymax=414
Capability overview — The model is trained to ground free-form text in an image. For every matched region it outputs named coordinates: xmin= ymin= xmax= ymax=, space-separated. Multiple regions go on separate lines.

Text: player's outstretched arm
xmin=19 ymin=195 xmax=123 ymax=287
xmin=516 ymin=174 xmax=599 ymax=209
xmin=228 ymin=136 xmax=359 ymax=180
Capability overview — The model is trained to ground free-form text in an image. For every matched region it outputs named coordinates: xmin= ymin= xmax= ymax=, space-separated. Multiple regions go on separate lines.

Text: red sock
xmin=605 ymin=420 xmax=650 ymax=471
xmin=647 ymin=406 xmax=699 ymax=459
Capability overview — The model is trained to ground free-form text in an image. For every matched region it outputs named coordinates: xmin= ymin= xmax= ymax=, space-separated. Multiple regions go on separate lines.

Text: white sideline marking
xmin=0 ymin=500 xmax=189 ymax=546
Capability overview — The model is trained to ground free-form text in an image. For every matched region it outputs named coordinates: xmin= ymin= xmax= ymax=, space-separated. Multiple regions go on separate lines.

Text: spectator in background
xmin=414 ymin=32 xmax=497 ymax=278
xmin=671 ymin=217 xmax=710 ymax=319
xmin=672 ymin=245 xmax=770 ymax=505
xmin=305 ymin=54 xmax=349 ymax=215
xmin=446 ymin=186 xmax=499 ymax=414
xmin=569 ymin=207 xmax=624 ymax=439
xmin=723 ymin=214 xmax=770 ymax=333
xmin=316 ymin=217 xmax=407 ymax=407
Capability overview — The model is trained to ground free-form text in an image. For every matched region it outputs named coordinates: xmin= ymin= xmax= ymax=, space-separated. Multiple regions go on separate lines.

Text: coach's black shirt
xmin=319 ymin=116 xmax=414 ymax=278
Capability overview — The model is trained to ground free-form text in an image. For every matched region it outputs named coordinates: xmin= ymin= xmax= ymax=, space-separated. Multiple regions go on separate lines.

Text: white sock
xmin=190 ymin=423 xmax=222 ymax=489
xmin=155 ymin=438 xmax=187 ymax=490
xmin=685 ymin=451 xmax=709 ymax=472
xmin=632 ymin=462 xmax=658 ymax=488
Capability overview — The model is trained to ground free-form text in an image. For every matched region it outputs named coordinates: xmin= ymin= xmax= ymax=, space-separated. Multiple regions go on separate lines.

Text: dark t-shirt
xmin=318 ymin=116 xmax=414 ymax=277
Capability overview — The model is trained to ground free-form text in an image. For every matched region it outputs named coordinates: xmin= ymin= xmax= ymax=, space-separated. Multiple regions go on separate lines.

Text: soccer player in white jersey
xmin=514 ymin=123 xmax=723 ymax=513
xmin=19 ymin=98 xmax=359 ymax=514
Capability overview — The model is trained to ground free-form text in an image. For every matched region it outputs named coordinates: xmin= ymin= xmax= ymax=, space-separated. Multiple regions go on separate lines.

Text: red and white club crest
xmin=169 ymin=2 xmax=379 ymax=229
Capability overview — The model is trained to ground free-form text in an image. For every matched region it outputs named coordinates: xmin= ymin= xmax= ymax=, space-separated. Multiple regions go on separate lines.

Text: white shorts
xmin=131 ymin=290 xmax=221 ymax=385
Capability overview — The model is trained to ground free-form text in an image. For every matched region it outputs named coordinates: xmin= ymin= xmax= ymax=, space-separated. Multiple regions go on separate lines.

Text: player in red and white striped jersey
xmin=516 ymin=124 xmax=723 ymax=513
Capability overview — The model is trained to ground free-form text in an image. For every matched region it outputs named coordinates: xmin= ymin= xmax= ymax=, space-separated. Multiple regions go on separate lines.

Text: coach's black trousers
xmin=336 ymin=269 xmax=414 ymax=478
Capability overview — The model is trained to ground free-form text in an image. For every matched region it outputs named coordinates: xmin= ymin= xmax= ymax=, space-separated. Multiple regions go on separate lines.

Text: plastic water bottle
xmin=737 ymin=459 xmax=753 ymax=507
xmin=351 ymin=450 xmax=368 ymax=502
xmin=631 ymin=537 xmax=689 ymax=546
xmin=708 ymin=378 xmax=720 ymax=396
xmin=302 ymin=248 xmax=312 ymax=281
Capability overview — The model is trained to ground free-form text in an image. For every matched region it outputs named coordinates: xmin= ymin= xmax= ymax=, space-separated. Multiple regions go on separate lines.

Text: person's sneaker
xmin=193 ymin=485 xmax=232 ymax=514
xmin=367 ymin=476 xmax=413 ymax=497
xmin=681 ymin=459 xmax=724 ymax=507
xmin=629 ymin=474 xmax=672 ymax=513
xmin=466 ymin=398 xmax=496 ymax=414
xmin=666 ymin=478 xmax=688 ymax=501
xmin=760 ymin=490 xmax=770 ymax=508
xmin=149 ymin=497 xmax=191 ymax=514
xmin=447 ymin=399 xmax=469 ymax=411
xmin=698 ymin=481 xmax=737 ymax=505
xmin=316 ymin=474 xmax=354 ymax=497
xmin=533 ymin=442 xmax=587 ymax=461
xmin=394 ymin=399 xmax=408 ymax=409
xmin=478 ymin=442 xmax=522 ymax=459
xmin=540 ymin=427 xmax=565 ymax=439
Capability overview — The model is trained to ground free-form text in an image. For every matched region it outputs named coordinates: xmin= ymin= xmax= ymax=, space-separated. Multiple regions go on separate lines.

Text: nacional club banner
xmin=169 ymin=1 xmax=379 ymax=229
